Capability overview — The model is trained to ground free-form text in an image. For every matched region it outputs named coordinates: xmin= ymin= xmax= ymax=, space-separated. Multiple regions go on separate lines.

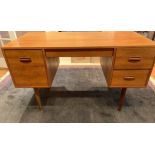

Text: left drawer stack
xmin=3 ymin=49 xmax=49 ymax=87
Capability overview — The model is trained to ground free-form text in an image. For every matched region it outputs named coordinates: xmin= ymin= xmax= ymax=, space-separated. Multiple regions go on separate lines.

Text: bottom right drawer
xmin=111 ymin=70 xmax=150 ymax=87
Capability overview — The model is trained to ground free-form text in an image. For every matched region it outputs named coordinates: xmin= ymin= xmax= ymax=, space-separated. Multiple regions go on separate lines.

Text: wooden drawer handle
xmin=19 ymin=57 xmax=32 ymax=63
xmin=128 ymin=57 xmax=141 ymax=63
xmin=123 ymin=76 xmax=135 ymax=81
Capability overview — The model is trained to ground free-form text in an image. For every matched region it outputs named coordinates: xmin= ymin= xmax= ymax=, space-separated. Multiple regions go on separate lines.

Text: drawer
xmin=111 ymin=70 xmax=150 ymax=87
xmin=45 ymin=49 xmax=114 ymax=57
xmin=4 ymin=50 xmax=48 ymax=87
xmin=114 ymin=48 xmax=155 ymax=69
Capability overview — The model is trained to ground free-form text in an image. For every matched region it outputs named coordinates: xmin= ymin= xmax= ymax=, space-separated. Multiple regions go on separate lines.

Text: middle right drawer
xmin=114 ymin=48 xmax=155 ymax=69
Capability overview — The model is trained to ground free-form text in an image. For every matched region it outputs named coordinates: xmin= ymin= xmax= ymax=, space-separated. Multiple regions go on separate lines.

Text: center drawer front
xmin=110 ymin=70 xmax=150 ymax=87
xmin=114 ymin=48 xmax=155 ymax=69
xmin=4 ymin=50 xmax=48 ymax=87
xmin=45 ymin=49 xmax=114 ymax=57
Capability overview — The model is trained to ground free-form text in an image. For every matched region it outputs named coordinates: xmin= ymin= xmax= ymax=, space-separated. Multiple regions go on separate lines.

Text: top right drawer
xmin=114 ymin=48 xmax=155 ymax=69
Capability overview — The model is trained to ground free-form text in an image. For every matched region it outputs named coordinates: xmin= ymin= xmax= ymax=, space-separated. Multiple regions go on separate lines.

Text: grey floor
xmin=0 ymin=66 xmax=155 ymax=123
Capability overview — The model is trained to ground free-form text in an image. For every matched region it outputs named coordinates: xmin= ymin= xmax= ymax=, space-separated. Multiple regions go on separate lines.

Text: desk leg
xmin=34 ymin=88 xmax=42 ymax=110
xmin=117 ymin=88 xmax=127 ymax=111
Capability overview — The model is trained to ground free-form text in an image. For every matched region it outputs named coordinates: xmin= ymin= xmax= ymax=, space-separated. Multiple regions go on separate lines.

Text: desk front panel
xmin=3 ymin=47 xmax=155 ymax=88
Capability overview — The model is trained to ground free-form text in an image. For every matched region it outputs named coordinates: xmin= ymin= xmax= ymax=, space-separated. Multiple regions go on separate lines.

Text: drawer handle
xmin=123 ymin=76 xmax=135 ymax=81
xmin=19 ymin=57 xmax=32 ymax=63
xmin=128 ymin=57 xmax=141 ymax=63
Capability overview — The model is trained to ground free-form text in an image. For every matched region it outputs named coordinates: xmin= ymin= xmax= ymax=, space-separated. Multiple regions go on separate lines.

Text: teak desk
xmin=2 ymin=32 xmax=155 ymax=111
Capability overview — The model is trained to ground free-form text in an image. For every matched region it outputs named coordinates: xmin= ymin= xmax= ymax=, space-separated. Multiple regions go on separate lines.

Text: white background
xmin=0 ymin=0 xmax=155 ymax=30
xmin=0 ymin=124 xmax=155 ymax=155
xmin=0 ymin=0 xmax=155 ymax=155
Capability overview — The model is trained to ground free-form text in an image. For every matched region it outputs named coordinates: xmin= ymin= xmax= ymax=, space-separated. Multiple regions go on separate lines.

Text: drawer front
xmin=111 ymin=70 xmax=150 ymax=87
xmin=4 ymin=50 xmax=48 ymax=87
xmin=45 ymin=49 xmax=114 ymax=57
xmin=114 ymin=48 xmax=155 ymax=69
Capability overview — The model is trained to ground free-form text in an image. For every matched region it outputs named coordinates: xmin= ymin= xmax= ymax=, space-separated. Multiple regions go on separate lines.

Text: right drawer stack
xmin=111 ymin=48 xmax=155 ymax=87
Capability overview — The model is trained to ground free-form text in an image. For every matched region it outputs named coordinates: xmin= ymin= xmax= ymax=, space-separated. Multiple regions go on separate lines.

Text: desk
xmin=2 ymin=32 xmax=155 ymax=110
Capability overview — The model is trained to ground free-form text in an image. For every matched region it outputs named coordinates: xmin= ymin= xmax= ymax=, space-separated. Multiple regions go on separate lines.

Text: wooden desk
xmin=2 ymin=32 xmax=155 ymax=111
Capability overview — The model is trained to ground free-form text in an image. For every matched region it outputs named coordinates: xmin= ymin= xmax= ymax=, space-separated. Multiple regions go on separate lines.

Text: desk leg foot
xmin=34 ymin=88 xmax=42 ymax=110
xmin=117 ymin=88 xmax=127 ymax=111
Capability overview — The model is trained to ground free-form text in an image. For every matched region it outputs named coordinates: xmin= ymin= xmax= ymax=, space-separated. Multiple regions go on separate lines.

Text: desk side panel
xmin=100 ymin=56 xmax=113 ymax=86
xmin=44 ymin=52 xmax=60 ymax=87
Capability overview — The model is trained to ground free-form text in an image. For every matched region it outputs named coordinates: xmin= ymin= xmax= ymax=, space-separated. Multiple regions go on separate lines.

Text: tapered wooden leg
xmin=117 ymin=88 xmax=127 ymax=111
xmin=34 ymin=88 xmax=42 ymax=110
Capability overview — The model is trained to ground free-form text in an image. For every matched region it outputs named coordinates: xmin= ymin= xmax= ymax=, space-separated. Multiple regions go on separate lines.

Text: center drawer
xmin=4 ymin=49 xmax=48 ymax=87
xmin=110 ymin=70 xmax=150 ymax=87
xmin=45 ymin=49 xmax=114 ymax=57
xmin=114 ymin=48 xmax=155 ymax=69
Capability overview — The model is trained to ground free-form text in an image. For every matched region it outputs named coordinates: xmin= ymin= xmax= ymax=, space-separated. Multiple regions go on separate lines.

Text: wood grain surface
xmin=2 ymin=32 xmax=155 ymax=49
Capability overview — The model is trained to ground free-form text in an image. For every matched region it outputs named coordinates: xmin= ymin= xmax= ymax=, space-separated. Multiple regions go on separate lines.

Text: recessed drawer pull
xmin=19 ymin=57 xmax=32 ymax=63
xmin=123 ymin=76 xmax=135 ymax=81
xmin=128 ymin=57 xmax=141 ymax=63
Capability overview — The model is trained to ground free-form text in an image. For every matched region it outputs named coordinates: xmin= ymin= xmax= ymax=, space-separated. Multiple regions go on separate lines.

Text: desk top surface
xmin=2 ymin=31 xmax=155 ymax=49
